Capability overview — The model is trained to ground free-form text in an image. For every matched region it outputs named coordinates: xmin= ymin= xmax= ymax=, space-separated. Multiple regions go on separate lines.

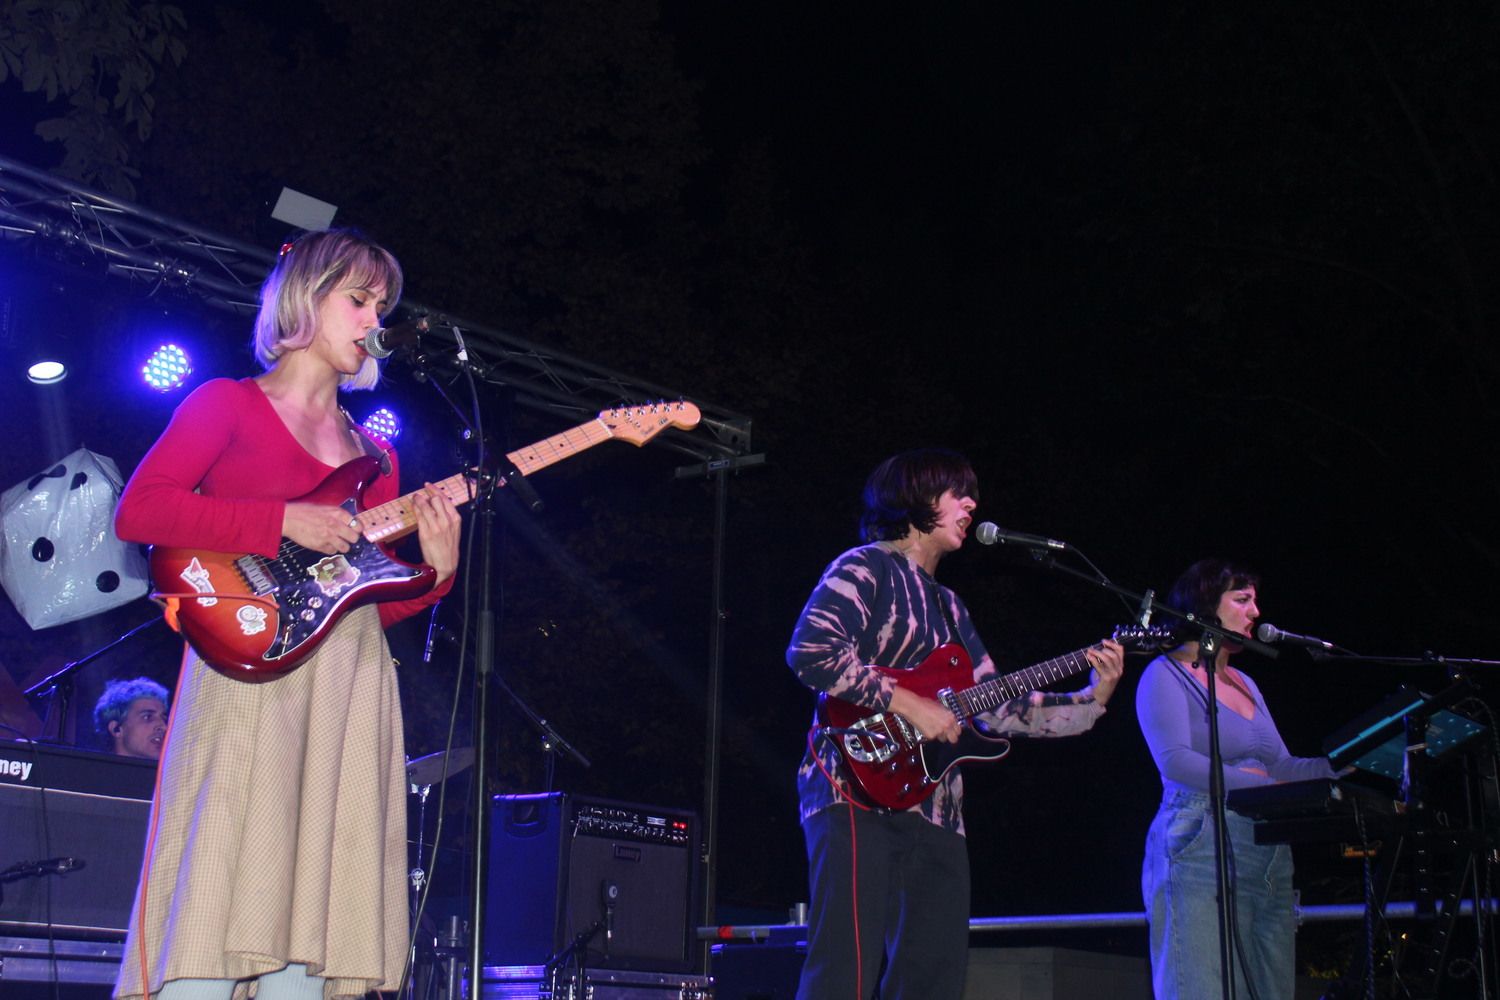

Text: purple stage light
xmin=362 ymin=407 xmax=401 ymax=441
xmin=142 ymin=344 xmax=193 ymax=391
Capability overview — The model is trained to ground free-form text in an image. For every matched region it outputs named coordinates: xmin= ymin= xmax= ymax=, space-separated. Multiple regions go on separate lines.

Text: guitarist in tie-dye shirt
xmin=787 ymin=449 xmax=1124 ymax=1000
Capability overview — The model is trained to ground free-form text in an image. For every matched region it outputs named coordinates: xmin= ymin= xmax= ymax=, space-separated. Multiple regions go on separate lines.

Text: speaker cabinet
xmin=485 ymin=792 xmax=699 ymax=973
xmin=0 ymin=740 xmax=155 ymax=938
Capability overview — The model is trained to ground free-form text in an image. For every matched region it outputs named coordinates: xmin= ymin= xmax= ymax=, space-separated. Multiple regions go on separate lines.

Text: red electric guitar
xmin=147 ymin=401 xmax=700 ymax=680
xmin=817 ymin=624 xmax=1172 ymax=810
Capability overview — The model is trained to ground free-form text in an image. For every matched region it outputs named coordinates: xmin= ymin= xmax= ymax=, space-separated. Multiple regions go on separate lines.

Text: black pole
xmin=467 ymin=501 xmax=497 ymax=997
xmin=1196 ymin=630 xmax=1238 ymax=1000
xmin=698 ymin=465 xmax=730 ymax=972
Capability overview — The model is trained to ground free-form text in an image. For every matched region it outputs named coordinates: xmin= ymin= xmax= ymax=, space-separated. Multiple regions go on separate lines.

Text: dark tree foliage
xmin=0 ymin=0 xmax=186 ymax=196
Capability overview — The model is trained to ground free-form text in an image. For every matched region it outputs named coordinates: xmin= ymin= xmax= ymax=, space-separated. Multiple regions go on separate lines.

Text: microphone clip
xmin=498 ymin=457 xmax=544 ymax=513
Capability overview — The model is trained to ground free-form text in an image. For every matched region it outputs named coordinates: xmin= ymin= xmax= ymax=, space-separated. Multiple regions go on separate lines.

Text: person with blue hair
xmin=93 ymin=677 xmax=170 ymax=760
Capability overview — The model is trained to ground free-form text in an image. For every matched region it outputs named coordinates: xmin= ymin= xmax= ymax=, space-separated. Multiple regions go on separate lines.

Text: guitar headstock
xmin=599 ymin=400 xmax=702 ymax=446
xmin=1111 ymin=624 xmax=1177 ymax=651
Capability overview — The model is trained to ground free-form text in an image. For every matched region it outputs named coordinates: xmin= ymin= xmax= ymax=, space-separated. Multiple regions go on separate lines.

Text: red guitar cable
xmin=808 ymin=727 xmax=870 ymax=1000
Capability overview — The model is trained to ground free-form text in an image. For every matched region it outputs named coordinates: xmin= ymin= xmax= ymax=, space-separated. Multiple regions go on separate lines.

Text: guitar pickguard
xmin=238 ymin=504 xmax=424 ymax=663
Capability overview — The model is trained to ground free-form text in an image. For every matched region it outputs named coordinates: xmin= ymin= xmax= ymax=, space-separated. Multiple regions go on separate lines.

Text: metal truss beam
xmin=0 ymin=153 xmax=751 ymax=459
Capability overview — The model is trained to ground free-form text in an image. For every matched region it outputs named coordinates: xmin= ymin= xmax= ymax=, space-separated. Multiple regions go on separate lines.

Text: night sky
xmin=2 ymin=0 xmax=1498 ymax=968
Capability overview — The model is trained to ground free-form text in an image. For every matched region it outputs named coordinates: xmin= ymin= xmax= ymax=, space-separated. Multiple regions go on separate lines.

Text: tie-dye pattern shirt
xmin=789 ymin=541 xmax=1107 ymax=834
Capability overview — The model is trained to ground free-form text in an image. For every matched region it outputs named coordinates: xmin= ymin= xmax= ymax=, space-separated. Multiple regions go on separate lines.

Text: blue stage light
xmin=362 ymin=407 xmax=401 ymax=441
xmin=141 ymin=344 xmax=193 ymax=391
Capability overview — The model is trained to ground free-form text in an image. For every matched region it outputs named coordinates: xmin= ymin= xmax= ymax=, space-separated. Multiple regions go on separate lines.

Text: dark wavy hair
xmin=1164 ymin=558 xmax=1260 ymax=629
xmin=858 ymin=449 xmax=979 ymax=542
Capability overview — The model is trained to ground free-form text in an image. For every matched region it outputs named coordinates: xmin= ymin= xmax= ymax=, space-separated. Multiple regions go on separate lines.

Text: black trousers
xmin=796 ymin=805 xmax=971 ymax=1000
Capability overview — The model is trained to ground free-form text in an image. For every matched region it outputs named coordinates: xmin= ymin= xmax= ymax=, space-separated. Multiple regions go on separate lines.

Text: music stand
xmin=1325 ymin=681 xmax=1486 ymax=792
xmin=1322 ymin=680 xmax=1495 ymax=999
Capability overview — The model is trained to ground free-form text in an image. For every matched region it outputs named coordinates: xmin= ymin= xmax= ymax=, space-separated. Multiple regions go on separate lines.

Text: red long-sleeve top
xmin=116 ymin=377 xmax=450 ymax=628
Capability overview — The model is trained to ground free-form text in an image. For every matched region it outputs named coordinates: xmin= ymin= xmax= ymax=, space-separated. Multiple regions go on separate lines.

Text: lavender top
xmin=1137 ymin=654 xmax=1335 ymax=795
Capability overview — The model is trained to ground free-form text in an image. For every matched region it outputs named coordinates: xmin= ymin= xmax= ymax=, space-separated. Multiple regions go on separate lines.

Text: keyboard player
xmin=1137 ymin=558 xmax=1337 ymax=1000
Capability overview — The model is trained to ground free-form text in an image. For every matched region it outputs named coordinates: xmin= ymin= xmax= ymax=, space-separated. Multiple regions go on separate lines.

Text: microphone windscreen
xmin=363 ymin=328 xmax=394 ymax=359
xmin=974 ymin=521 xmax=1000 ymax=545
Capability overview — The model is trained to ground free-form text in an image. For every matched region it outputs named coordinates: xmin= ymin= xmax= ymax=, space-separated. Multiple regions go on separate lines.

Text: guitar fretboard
xmin=951 ymin=648 xmax=1095 ymax=719
xmin=356 ymin=418 xmax=619 ymax=543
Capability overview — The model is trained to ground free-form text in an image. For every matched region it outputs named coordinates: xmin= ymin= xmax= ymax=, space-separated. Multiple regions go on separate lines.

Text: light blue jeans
xmin=1142 ymin=789 xmax=1296 ymax=1000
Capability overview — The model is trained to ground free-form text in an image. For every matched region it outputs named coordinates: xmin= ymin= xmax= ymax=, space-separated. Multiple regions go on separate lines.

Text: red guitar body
xmin=817 ymin=626 xmax=1168 ymax=810
xmin=817 ymin=644 xmax=1011 ymax=811
xmin=149 ymin=457 xmax=435 ymax=681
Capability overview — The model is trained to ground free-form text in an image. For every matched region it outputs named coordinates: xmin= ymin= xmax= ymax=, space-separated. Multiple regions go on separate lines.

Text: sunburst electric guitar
xmin=148 ymin=401 xmax=701 ymax=680
xmin=817 ymin=624 xmax=1172 ymax=810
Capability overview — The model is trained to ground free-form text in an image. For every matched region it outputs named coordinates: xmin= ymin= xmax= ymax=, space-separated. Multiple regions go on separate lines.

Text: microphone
xmin=1137 ymin=587 xmax=1155 ymax=628
xmin=362 ymin=315 xmax=432 ymax=359
xmin=1 ymin=857 xmax=84 ymax=882
xmin=423 ymin=602 xmax=443 ymax=663
xmin=973 ymin=521 xmax=1069 ymax=551
xmin=601 ymin=879 xmax=619 ymax=957
xmin=1254 ymin=622 xmax=1335 ymax=651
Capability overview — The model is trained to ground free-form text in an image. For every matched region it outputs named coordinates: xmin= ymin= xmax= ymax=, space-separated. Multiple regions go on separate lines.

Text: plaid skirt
xmin=114 ymin=605 xmax=407 ymax=1000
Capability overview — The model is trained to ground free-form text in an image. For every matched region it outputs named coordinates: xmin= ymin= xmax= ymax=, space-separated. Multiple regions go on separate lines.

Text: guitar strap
xmin=934 ymin=584 xmax=967 ymax=662
xmin=341 ymin=407 xmax=394 ymax=477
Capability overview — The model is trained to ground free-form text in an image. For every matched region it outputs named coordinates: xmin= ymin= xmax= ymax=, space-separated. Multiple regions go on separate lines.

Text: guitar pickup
xmin=236 ymin=555 xmax=275 ymax=595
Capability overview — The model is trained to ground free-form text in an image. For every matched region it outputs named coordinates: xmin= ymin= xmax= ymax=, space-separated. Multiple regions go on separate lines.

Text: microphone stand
xmin=427 ymin=628 xmax=591 ymax=791
xmin=23 ymin=617 xmax=164 ymax=743
xmin=465 ymin=488 xmax=498 ymax=1000
xmin=394 ymin=328 xmax=504 ymax=1000
xmin=1195 ymin=628 xmax=1238 ymax=1000
xmin=998 ymin=548 xmax=1279 ymax=1000
xmin=488 ymin=672 xmax=590 ymax=792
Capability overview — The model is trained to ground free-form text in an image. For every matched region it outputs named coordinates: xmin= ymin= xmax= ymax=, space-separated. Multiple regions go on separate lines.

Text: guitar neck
xmin=356 ymin=418 xmax=620 ymax=544
xmin=951 ymin=646 xmax=1096 ymax=721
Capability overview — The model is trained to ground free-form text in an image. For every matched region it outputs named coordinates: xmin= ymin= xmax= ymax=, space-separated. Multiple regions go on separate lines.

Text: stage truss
xmin=0 ymin=153 xmax=752 ymax=462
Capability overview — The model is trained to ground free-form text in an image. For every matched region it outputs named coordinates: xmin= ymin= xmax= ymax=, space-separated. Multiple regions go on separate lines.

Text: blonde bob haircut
xmin=252 ymin=228 xmax=403 ymax=391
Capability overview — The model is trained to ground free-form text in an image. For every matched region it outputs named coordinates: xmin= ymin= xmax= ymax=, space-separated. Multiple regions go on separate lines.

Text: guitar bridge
xmin=838 ymin=713 xmax=919 ymax=764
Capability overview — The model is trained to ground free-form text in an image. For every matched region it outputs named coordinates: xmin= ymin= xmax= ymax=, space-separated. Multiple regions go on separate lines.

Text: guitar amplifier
xmin=0 ymin=739 xmax=156 ymax=939
xmin=485 ymin=793 xmax=700 ymax=974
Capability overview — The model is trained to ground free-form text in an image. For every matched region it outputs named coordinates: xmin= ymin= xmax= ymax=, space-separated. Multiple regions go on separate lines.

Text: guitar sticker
xmin=308 ymin=554 xmax=361 ymax=597
xmin=236 ymin=604 xmax=268 ymax=636
xmin=180 ymin=557 xmax=218 ymax=607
